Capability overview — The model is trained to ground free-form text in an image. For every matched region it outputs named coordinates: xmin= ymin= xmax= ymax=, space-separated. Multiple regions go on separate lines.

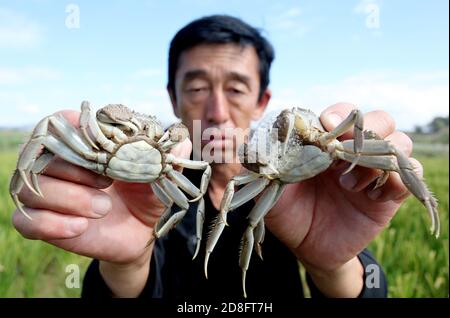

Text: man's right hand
xmin=11 ymin=109 xmax=192 ymax=296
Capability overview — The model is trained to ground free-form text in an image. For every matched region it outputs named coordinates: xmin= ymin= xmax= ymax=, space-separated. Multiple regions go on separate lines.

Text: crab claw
xmin=342 ymin=154 xmax=360 ymax=175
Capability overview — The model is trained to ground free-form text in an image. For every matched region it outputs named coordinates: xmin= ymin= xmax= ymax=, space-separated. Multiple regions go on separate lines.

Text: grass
xmin=0 ymin=151 xmax=90 ymax=297
xmin=0 ymin=131 xmax=29 ymax=152
xmin=368 ymin=156 xmax=449 ymax=298
xmin=0 ymin=150 xmax=448 ymax=297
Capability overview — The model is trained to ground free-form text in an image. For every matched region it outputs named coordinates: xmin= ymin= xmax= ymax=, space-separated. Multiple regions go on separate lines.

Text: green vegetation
xmin=0 ymin=151 xmax=90 ymax=297
xmin=368 ymin=156 xmax=448 ymax=297
xmin=0 ymin=131 xmax=29 ymax=152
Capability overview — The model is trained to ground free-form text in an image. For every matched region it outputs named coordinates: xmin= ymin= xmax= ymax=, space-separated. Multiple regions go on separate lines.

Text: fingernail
xmin=340 ymin=173 xmax=358 ymax=190
xmin=327 ymin=113 xmax=342 ymax=129
xmin=91 ymin=194 xmax=112 ymax=216
xmin=67 ymin=218 xmax=88 ymax=236
xmin=368 ymin=189 xmax=382 ymax=200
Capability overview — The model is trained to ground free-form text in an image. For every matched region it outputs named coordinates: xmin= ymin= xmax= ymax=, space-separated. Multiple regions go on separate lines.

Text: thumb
xmin=320 ymin=102 xmax=357 ymax=136
xmin=170 ymin=137 xmax=192 ymax=160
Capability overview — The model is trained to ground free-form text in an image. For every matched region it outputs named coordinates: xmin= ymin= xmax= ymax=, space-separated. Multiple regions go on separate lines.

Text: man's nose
xmin=205 ymin=90 xmax=230 ymax=125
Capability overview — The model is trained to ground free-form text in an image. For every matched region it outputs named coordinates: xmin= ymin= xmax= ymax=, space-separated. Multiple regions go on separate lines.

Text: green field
xmin=0 ymin=149 xmax=448 ymax=297
xmin=0 ymin=151 xmax=91 ymax=297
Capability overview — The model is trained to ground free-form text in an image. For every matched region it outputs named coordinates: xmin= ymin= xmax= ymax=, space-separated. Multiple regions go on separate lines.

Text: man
xmin=13 ymin=15 xmax=418 ymax=298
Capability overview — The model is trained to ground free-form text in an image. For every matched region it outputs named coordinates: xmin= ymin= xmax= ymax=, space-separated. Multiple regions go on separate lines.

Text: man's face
xmin=169 ymin=43 xmax=270 ymax=163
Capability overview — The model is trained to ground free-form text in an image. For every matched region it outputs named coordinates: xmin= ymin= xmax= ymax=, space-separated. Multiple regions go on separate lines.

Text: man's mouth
xmin=202 ymin=135 xmax=234 ymax=147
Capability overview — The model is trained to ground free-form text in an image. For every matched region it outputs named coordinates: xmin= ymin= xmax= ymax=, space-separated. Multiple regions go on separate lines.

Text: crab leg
xmin=159 ymin=157 xmax=211 ymax=256
xmin=49 ymin=115 xmax=107 ymax=163
xmin=146 ymin=176 xmax=190 ymax=244
xmin=10 ymin=113 xmax=107 ymax=217
xmin=163 ymin=166 xmax=208 ymax=259
xmin=45 ymin=136 xmax=106 ymax=173
xmin=97 ymin=121 xmax=128 ymax=143
xmin=13 ymin=116 xmax=53 ymax=198
xmin=254 ymin=219 xmax=265 ymax=260
xmin=193 ymin=197 xmax=205 ymax=259
xmin=154 ymin=205 xmax=174 ymax=234
xmin=320 ymin=109 xmax=363 ymax=174
xmin=30 ymin=152 xmax=54 ymax=197
xmin=143 ymin=182 xmax=174 ymax=247
xmin=79 ymin=101 xmax=99 ymax=150
xmin=158 ymin=176 xmax=189 ymax=211
xmin=165 ymin=166 xmax=202 ymax=199
xmin=149 ymin=180 xmax=205 ymax=260
xmin=10 ymin=170 xmax=32 ymax=219
xmin=224 ymin=174 xmax=265 ymax=214
xmin=151 ymin=181 xmax=173 ymax=208
xmin=240 ymin=181 xmax=281 ymax=298
xmin=158 ymin=123 xmax=190 ymax=151
xmin=204 ymin=175 xmax=268 ymax=278
xmin=227 ymin=178 xmax=271 ymax=212
xmin=80 ymin=101 xmax=117 ymax=153
xmin=253 ymin=183 xmax=286 ymax=260
xmin=152 ymin=210 xmax=188 ymax=242
xmin=151 ymin=181 xmax=174 ymax=231
xmin=336 ymin=140 xmax=440 ymax=237
xmin=165 ymin=154 xmax=211 ymax=202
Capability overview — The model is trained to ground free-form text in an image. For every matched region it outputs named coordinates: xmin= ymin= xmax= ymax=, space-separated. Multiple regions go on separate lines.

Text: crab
xmin=204 ymin=107 xmax=440 ymax=297
xmin=9 ymin=101 xmax=211 ymax=250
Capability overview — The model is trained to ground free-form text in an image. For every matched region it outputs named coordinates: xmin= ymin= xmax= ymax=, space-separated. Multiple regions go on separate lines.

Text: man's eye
xmin=188 ymin=87 xmax=207 ymax=93
xmin=229 ymin=88 xmax=244 ymax=95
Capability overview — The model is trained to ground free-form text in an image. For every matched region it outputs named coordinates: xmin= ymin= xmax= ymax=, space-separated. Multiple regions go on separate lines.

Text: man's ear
xmin=167 ymin=86 xmax=180 ymax=118
xmin=251 ymin=88 xmax=271 ymax=120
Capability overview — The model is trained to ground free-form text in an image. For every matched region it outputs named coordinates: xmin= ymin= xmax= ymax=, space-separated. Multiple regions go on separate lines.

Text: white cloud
xmin=266 ymin=6 xmax=309 ymax=37
xmin=130 ymin=68 xmax=164 ymax=80
xmin=0 ymin=91 xmax=45 ymax=126
xmin=0 ymin=67 xmax=61 ymax=84
xmin=354 ymin=0 xmax=379 ymax=14
xmin=18 ymin=104 xmax=40 ymax=115
xmin=269 ymin=70 xmax=449 ymax=131
xmin=0 ymin=8 xmax=43 ymax=48
xmin=353 ymin=0 xmax=382 ymax=32
xmin=285 ymin=7 xmax=302 ymax=17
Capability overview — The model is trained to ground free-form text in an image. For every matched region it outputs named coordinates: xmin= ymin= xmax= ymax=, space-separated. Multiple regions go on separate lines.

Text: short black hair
xmin=167 ymin=15 xmax=275 ymax=101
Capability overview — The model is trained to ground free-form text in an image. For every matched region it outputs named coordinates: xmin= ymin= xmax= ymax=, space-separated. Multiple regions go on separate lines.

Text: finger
xmin=339 ymin=165 xmax=383 ymax=192
xmin=361 ymin=110 xmax=396 ymax=139
xmin=170 ymin=137 xmax=192 ymax=159
xmin=385 ymin=131 xmax=413 ymax=157
xmin=338 ymin=131 xmax=414 ymax=191
xmin=169 ymin=138 xmax=193 ymax=172
xmin=43 ymin=156 xmax=113 ymax=189
xmin=56 ymin=109 xmax=82 ymax=127
xmin=18 ymin=175 xmax=112 ymax=218
xmin=320 ymin=103 xmax=356 ymax=135
xmin=366 ymin=158 xmax=423 ymax=202
xmin=12 ymin=208 xmax=88 ymax=240
xmin=41 ymin=109 xmax=113 ymax=188
xmin=321 ymin=104 xmax=396 ymax=139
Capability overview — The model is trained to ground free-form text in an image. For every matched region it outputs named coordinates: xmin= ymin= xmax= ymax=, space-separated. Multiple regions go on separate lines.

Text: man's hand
xmin=265 ymin=103 xmax=418 ymax=297
xmin=11 ymin=109 xmax=192 ymax=296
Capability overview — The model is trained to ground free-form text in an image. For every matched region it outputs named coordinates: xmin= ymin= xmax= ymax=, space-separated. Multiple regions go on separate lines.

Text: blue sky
xmin=0 ymin=0 xmax=448 ymax=130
